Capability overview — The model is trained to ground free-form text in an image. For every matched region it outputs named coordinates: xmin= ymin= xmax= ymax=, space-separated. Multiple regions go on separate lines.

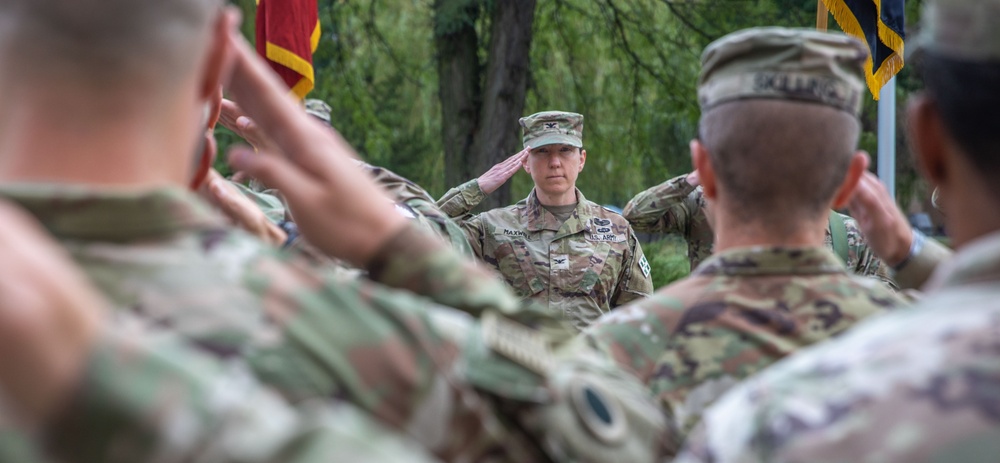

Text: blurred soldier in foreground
xmin=224 ymin=98 xmax=473 ymax=255
xmin=0 ymin=199 xmax=438 ymax=463
xmin=0 ymin=0 xmax=667 ymax=461
xmin=438 ymin=111 xmax=654 ymax=330
xmin=583 ymin=27 xmax=907 ymax=450
xmin=624 ymin=173 xmax=901 ymax=289
xmin=676 ymin=1 xmax=1000 ymax=461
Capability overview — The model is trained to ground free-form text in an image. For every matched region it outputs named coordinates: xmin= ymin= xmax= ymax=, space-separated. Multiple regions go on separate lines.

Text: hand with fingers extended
xmin=199 ymin=169 xmax=287 ymax=247
xmin=222 ymin=28 xmax=407 ymax=268
xmin=477 ymin=147 xmax=530 ymax=195
xmin=0 ymin=201 xmax=104 ymax=427
xmin=847 ymin=171 xmax=913 ymax=266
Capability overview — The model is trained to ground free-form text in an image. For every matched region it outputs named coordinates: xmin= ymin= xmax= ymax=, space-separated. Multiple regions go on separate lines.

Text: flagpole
xmin=877 ymin=78 xmax=897 ymax=200
xmin=816 ymin=1 xmax=828 ymax=31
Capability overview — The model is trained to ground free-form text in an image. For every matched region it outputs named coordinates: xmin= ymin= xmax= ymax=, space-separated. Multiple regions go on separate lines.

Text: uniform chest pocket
xmin=492 ymin=241 xmax=545 ymax=297
xmin=567 ymin=238 xmax=626 ymax=298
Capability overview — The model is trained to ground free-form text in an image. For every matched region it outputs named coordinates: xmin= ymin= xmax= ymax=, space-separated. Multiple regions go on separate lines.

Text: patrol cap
xmin=698 ymin=27 xmax=867 ymax=115
xmin=519 ymin=111 xmax=583 ymax=148
xmin=304 ymin=98 xmax=332 ymax=125
xmin=909 ymin=0 xmax=1000 ymax=62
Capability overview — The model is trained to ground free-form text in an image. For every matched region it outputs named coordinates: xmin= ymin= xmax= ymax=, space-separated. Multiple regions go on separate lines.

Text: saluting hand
xmin=478 ymin=147 xmax=530 ymax=195
xmin=847 ymin=171 xmax=913 ymax=266
xmin=222 ymin=27 xmax=407 ymax=268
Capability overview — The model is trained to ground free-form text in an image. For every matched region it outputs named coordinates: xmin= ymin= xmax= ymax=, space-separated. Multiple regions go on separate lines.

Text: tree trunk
xmin=434 ymin=0 xmax=481 ymax=189
xmin=470 ymin=0 xmax=536 ymax=210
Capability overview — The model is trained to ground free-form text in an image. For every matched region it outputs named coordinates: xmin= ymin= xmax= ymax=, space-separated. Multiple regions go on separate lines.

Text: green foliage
xmin=640 ymin=236 xmax=690 ymax=289
xmin=222 ymin=0 xmax=926 ymax=210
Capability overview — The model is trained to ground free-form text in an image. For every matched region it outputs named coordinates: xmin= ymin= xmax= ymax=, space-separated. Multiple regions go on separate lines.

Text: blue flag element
xmin=822 ymin=0 xmax=905 ymax=99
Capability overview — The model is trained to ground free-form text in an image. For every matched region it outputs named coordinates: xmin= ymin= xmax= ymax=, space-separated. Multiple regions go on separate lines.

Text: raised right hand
xmin=477 ymin=147 xmax=530 ymax=195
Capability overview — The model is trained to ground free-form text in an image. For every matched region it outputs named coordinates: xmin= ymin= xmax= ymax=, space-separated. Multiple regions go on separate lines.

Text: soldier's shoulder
xmin=480 ymin=201 xmax=526 ymax=223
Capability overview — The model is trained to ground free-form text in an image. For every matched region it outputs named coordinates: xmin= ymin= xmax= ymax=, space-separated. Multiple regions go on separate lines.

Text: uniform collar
xmin=0 ymin=183 xmax=225 ymax=242
xmin=524 ymin=188 xmax=589 ymax=235
xmin=925 ymin=231 xmax=1000 ymax=291
xmin=694 ymin=246 xmax=847 ymax=277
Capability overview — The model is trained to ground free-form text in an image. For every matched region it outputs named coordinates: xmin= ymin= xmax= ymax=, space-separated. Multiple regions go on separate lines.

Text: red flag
xmin=255 ymin=0 xmax=320 ymax=100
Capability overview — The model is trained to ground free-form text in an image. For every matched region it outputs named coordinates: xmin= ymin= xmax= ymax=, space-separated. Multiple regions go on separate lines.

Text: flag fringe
xmin=820 ymin=0 xmax=904 ymax=100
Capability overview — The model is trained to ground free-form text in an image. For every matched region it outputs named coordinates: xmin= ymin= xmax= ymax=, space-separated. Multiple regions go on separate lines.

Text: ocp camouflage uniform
xmin=439 ymin=111 xmax=654 ymax=330
xmin=623 ymin=175 xmax=899 ymax=289
xmin=584 ymin=27 xmax=912 ymax=453
xmin=675 ymin=2 xmax=1000 ymax=460
xmin=440 ymin=180 xmax=653 ymax=330
xmin=235 ymin=163 xmax=473 ymax=256
xmin=675 ymin=231 xmax=1000 ymax=463
xmin=364 ymin=163 xmax=474 ymax=256
xmin=0 ymin=323 xmax=440 ymax=463
xmin=0 ymin=184 xmax=668 ymax=463
xmin=584 ymin=246 xmax=905 ymax=450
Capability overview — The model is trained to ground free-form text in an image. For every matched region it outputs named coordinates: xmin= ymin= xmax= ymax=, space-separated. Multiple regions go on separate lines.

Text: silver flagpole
xmin=877 ymin=76 xmax=897 ymax=200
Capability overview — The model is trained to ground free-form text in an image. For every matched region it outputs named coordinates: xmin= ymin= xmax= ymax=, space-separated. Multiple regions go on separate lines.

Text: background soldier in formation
xmin=623 ymin=172 xmax=901 ymax=289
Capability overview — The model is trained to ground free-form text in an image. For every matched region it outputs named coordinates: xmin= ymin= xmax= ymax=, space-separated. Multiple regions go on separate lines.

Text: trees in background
xmin=221 ymin=0 xmax=927 ymax=211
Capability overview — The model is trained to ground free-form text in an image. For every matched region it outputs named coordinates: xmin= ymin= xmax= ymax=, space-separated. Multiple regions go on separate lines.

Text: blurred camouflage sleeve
xmin=611 ymin=229 xmax=655 ymax=305
xmin=368 ymin=221 xmax=563 ymax=330
xmin=623 ymin=175 xmax=699 ymax=234
xmin=232 ymin=181 xmax=287 ymax=224
xmin=894 ymin=237 xmax=952 ymax=290
xmin=403 ymin=197 xmax=475 ymax=256
xmin=436 ymin=179 xmax=486 ymax=218
xmin=40 ymin=329 xmax=439 ymax=463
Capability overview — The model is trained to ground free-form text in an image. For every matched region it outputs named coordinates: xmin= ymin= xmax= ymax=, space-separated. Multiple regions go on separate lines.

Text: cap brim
xmin=525 ymin=133 xmax=582 ymax=149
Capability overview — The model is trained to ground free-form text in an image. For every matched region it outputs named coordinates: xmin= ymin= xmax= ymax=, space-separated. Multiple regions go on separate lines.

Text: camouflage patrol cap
xmin=698 ymin=27 xmax=867 ymax=115
xmin=519 ymin=111 xmax=583 ymax=148
xmin=304 ymin=99 xmax=332 ymax=125
xmin=910 ymin=0 xmax=1000 ymax=62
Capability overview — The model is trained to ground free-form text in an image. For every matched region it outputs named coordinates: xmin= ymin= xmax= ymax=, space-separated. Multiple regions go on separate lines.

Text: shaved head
xmin=0 ymin=0 xmax=223 ymax=90
xmin=699 ymin=100 xmax=859 ymax=230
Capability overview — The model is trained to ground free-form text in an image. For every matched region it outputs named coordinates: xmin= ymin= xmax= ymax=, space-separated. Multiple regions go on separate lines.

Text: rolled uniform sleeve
xmin=612 ymin=229 xmax=655 ymax=306
xmin=42 ymin=330 xmax=438 ymax=463
xmin=894 ymin=237 xmax=952 ymax=290
xmin=436 ymin=179 xmax=489 ymax=259
xmin=623 ymin=175 xmax=699 ymax=234
xmin=436 ymin=179 xmax=486 ymax=219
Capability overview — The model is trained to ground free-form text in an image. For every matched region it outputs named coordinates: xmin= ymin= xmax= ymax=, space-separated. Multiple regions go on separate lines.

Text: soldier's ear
xmin=908 ymin=94 xmax=948 ymax=191
xmin=579 ymin=149 xmax=586 ymax=171
xmin=831 ymin=151 xmax=869 ymax=209
xmin=691 ymin=139 xmax=717 ymax=199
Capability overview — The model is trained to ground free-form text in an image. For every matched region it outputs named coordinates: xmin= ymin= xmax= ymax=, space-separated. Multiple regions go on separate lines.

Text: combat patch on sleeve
xmin=638 ymin=255 xmax=651 ymax=278
xmin=481 ymin=311 xmax=553 ymax=375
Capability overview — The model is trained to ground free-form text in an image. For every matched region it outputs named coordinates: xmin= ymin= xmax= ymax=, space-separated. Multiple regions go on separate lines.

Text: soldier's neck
xmin=535 ymin=188 xmax=578 ymax=207
xmin=0 ymin=91 xmax=193 ymax=188
xmin=713 ymin=211 xmax=828 ymax=252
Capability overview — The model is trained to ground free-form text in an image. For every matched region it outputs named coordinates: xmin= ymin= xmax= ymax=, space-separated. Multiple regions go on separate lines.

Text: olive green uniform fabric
xmin=675 ymin=232 xmax=1000 ymax=463
xmin=439 ymin=180 xmax=654 ymax=330
xmin=623 ymin=175 xmax=899 ymax=289
xmin=585 ymin=246 xmax=905 ymax=450
xmin=0 ymin=184 xmax=667 ymax=463
xmin=0 ymin=326 xmax=439 ymax=463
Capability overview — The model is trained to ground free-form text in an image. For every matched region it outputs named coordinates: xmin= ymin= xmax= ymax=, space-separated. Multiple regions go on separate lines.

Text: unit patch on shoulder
xmin=638 ymin=255 xmax=651 ymax=278
xmin=481 ymin=312 xmax=553 ymax=375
